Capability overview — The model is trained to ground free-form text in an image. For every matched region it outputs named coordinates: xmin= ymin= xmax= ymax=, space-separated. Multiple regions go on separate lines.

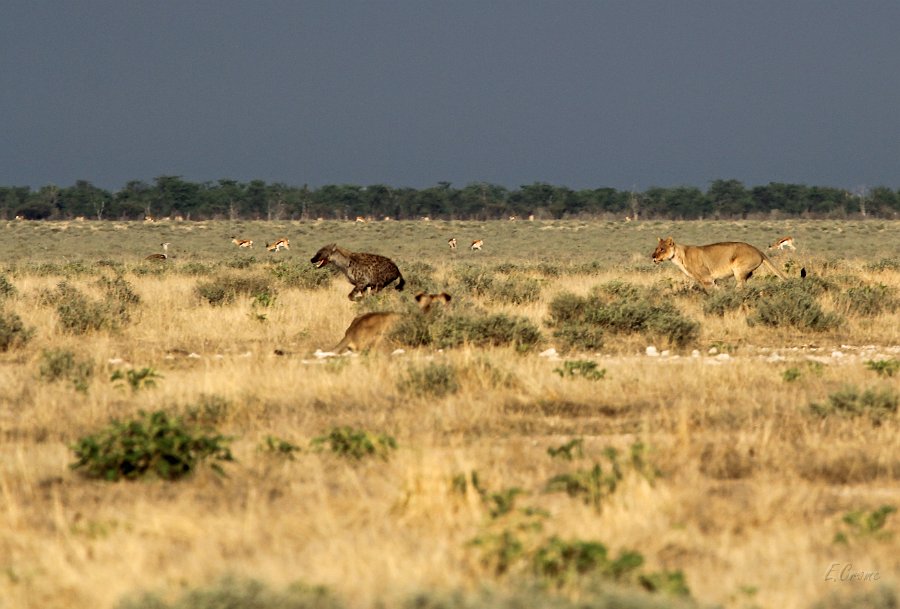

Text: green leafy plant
xmin=865 ymin=359 xmax=899 ymax=378
xmin=70 ymin=410 xmax=234 ymax=481
xmin=310 ymin=426 xmax=397 ymax=461
xmin=554 ymin=360 xmax=606 ymax=381
xmin=39 ymin=348 xmax=94 ymax=392
xmin=810 ymin=387 xmax=898 ymax=424
xmin=0 ymin=309 xmax=34 ymax=351
xmin=111 ymin=367 xmax=162 ymax=392
xmin=260 ymin=435 xmax=301 ymax=460
xmin=116 ymin=577 xmax=341 ymax=609
xmin=195 ymin=273 xmax=275 ymax=305
xmin=399 ymin=362 xmax=460 ymax=397
xmin=547 ymin=438 xmax=585 ymax=461
xmin=833 ymin=505 xmax=896 ymax=544
xmin=0 ymin=274 xmax=16 ymax=299
xmin=533 ymin=537 xmax=644 ymax=588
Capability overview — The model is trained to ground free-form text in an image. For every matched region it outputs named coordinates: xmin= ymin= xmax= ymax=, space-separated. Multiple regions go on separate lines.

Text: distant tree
xmin=708 ymin=179 xmax=752 ymax=218
xmin=59 ymin=180 xmax=112 ymax=220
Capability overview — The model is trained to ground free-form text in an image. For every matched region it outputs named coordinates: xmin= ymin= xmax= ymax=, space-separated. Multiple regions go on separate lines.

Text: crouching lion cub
xmin=651 ymin=236 xmax=785 ymax=289
xmin=332 ymin=292 xmax=451 ymax=353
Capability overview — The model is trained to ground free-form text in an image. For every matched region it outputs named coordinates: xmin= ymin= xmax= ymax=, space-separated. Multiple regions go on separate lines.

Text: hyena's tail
xmin=395 ymin=274 xmax=406 ymax=291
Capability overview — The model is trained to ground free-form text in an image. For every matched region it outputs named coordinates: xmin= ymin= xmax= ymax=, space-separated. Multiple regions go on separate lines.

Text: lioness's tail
xmin=395 ymin=274 xmax=406 ymax=291
xmin=761 ymin=254 xmax=786 ymax=279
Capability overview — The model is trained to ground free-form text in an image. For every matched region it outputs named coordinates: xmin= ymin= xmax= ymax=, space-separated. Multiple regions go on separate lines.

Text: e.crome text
xmin=824 ymin=563 xmax=880 ymax=583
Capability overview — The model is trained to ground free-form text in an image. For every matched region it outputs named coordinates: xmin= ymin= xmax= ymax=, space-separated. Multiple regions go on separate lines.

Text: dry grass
xmin=0 ymin=219 xmax=898 ymax=609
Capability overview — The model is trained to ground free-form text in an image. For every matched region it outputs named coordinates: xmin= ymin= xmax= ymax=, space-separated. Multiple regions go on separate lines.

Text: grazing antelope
xmin=231 ymin=236 xmax=253 ymax=248
xmin=145 ymin=242 xmax=171 ymax=261
xmin=471 ymin=239 xmax=484 ymax=251
xmin=266 ymin=237 xmax=290 ymax=252
xmin=768 ymin=236 xmax=796 ymax=251
xmin=448 ymin=238 xmax=458 ymax=250
xmin=355 ymin=216 xmax=367 ymax=223
xmin=509 ymin=215 xmax=517 ymax=221
xmin=528 ymin=214 xmax=535 ymax=221
xmin=14 ymin=215 xmax=25 ymax=221
xmin=143 ymin=215 xmax=155 ymax=223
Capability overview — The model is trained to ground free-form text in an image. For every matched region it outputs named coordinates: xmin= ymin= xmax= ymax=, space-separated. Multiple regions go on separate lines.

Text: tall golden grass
xmin=0 ymin=219 xmax=897 ymax=609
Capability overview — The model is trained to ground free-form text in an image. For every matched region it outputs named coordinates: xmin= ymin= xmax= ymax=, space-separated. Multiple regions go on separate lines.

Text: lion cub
xmin=331 ymin=292 xmax=451 ymax=354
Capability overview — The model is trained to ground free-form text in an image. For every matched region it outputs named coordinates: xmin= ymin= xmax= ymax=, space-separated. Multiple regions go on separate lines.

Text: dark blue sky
xmin=2 ymin=1 xmax=898 ymax=192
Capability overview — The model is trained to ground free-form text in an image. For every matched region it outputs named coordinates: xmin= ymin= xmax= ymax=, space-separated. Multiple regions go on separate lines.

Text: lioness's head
xmin=310 ymin=244 xmax=337 ymax=268
xmin=651 ymin=237 xmax=676 ymax=264
xmin=414 ymin=291 xmax=452 ymax=313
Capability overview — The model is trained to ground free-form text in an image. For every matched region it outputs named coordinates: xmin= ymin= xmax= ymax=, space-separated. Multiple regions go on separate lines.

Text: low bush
xmin=434 ymin=312 xmax=543 ymax=352
xmin=0 ymin=308 xmax=33 ymax=351
xmin=546 ymin=283 xmax=699 ymax=351
xmin=494 ymin=276 xmax=542 ymax=305
xmin=116 ymin=577 xmax=341 ymax=609
xmin=837 ymin=283 xmax=898 ymax=316
xmin=70 ymin=410 xmax=234 ymax=481
xmin=399 ymin=362 xmax=459 ymax=397
xmin=810 ymin=386 xmax=898 ymax=424
xmin=43 ymin=281 xmax=133 ymax=334
xmin=0 ymin=274 xmax=16 ymax=299
xmin=749 ymin=282 xmax=841 ymax=331
xmin=451 ymin=266 xmax=495 ymax=296
xmin=270 ymin=261 xmax=332 ymax=290
xmin=39 ymin=349 xmax=94 ymax=392
xmin=310 ymin=426 xmax=397 ymax=461
xmin=196 ymin=273 xmax=275 ymax=305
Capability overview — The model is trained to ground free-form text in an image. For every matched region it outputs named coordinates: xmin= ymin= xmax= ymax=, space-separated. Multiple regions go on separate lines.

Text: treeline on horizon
xmin=2 ymin=177 xmax=898 ymax=221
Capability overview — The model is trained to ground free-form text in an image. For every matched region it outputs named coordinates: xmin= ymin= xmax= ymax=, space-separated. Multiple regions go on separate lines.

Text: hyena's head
xmin=414 ymin=292 xmax=452 ymax=313
xmin=651 ymin=237 xmax=676 ymax=264
xmin=310 ymin=244 xmax=337 ymax=268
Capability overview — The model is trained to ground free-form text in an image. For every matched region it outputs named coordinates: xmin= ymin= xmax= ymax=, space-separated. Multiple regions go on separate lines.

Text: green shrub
xmin=111 ymin=367 xmax=162 ymax=392
xmin=554 ymin=360 xmax=606 ymax=381
xmin=451 ymin=266 xmax=495 ymax=296
xmin=196 ymin=273 xmax=275 ymax=305
xmin=0 ymin=274 xmax=16 ymax=299
xmin=0 ymin=309 xmax=34 ymax=351
xmin=494 ymin=276 xmax=542 ymax=304
xmin=749 ymin=284 xmax=841 ymax=331
xmin=260 ymin=435 xmax=302 ymax=460
xmin=310 ymin=426 xmax=397 ymax=461
xmin=534 ymin=537 xmax=644 ymax=587
xmin=179 ymin=261 xmax=217 ymax=276
xmin=434 ymin=312 xmax=543 ymax=352
xmin=70 ymin=410 xmax=234 ymax=481
xmin=400 ymin=362 xmax=459 ymax=397
xmin=546 ymin=284 xmax=699 ymax=351
xmin=270 ymin=261 xmax=332 ymax=290
xmin=837 ymin=284 xmax=898 ymax=316
xmin=864 ymin=257 xmax=900 ymax=272
xmin=833 ymin=505 xmax=896 ymax=544
xmin=866 ymin=359 xmax=899 ymax=378
xmin=44 ymin=281 xmax=129 ymax=334
xmin=810 ymin=387 xmax=898 ymax=424
xmin=116 ymin=577 xmax=341 ymax=609
xmin=547 ymin=438 xmax=585 ymax=461
xmin=39 ymin=349 xmax=94 ymax=392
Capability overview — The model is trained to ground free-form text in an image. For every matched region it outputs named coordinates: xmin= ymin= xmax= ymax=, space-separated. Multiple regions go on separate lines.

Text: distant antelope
xmin=231 ymin=236 xmax=253 ymax=248
xmin=143 ymin=215 xmax=155 ymax=223
xmin=355 ymin=216 xmax=367 ymax=223
xmin=509 ymin=215 xmax=517 ymax=221
xmin=448 ymin=237 xmax=457 ymax=250
xmin=471 ymin=239 xmax=484 ymax=251
xmin=528 ymin=214 xmax=535 ymax=221
xmin=14 ymin=215 xmax=24 ymax=221
xmin=266 ymin=237 xmax=290 ymax=252
xmin=145 ymin=242 xmax=171 ymax=261
xmin=768 ymin=236 xmax=796 ymax=251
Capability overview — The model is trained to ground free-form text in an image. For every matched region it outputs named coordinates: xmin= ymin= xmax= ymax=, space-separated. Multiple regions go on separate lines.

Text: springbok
xmin=266 ymin=237 xmax=290 ymax=252
xmin=145 ymin=242 xmax=171 ymax=261
xmin=355 ymin=216 xmax=367 ymax=223
xmin=768 ymin=236 xmax=796 ymax=251
xmin=448 ymin=237 xmax=458 ymax=250
xmin=471 ymin=239 xmax=484 ymax=251
xmin=231 ymin=236 xmax=253 ymax=248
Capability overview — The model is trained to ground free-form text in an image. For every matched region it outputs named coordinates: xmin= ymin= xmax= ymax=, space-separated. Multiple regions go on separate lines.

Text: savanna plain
xmin=0 ymin=218 xmax=898 ymax=609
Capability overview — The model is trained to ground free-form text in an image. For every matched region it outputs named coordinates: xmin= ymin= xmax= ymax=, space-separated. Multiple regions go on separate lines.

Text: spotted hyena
xmin=310 ymin=243 xmax=405 ymax=300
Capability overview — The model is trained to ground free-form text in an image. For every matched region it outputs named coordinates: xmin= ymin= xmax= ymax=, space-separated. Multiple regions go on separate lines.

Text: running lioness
xmin=651 ymin=237 xmax=785 ymax=289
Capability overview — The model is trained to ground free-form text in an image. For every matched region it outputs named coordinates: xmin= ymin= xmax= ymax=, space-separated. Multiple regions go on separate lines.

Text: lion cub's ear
xmin=436 ymin=292 xmax=451 ymax=303
xmin=414 ymin=292 xmax=426 ymax=302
